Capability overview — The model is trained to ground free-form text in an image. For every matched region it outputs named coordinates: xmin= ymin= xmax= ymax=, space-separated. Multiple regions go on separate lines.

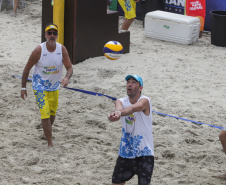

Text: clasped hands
xmin=108 ymin=110 xmax=122 ymax=122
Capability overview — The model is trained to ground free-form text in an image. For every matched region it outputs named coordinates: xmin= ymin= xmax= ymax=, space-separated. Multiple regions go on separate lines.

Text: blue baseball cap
xmin=125 ymin=74 xmax=143 ymax=86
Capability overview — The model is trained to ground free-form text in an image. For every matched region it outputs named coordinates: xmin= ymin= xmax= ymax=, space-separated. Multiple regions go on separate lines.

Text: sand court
xmin=1 ymin=0 xmax=226 ymax=184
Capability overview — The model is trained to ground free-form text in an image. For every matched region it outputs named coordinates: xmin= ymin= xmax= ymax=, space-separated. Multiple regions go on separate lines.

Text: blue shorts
xmin=112 ymin=156 xmax=154 ymax=185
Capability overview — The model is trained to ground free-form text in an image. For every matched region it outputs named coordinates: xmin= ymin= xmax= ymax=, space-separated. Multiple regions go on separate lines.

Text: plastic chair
xmin=0 ymin=0 xmax=25 ymax=11
xmin=0 ymin=0 xmax=12 ymax=10
xmin=0 ymin=0 xmax=3 ymax=11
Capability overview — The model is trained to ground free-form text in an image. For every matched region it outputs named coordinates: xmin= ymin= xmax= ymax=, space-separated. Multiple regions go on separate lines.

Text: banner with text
xmin=164 ymin=0 xmax=185 ymax=14
xmin=185 ymin=0 xmax=206 ymax=31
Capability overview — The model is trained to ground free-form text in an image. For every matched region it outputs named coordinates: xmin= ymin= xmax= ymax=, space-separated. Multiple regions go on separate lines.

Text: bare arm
xmin=21 ymin=46 xmax=41 ymax=100
xmin=108 ymin=98 xmax=150 ymax=122
xmin=108 ymin=100 xmax=123 ymax=122
xmin=120 ymin=98 xmax=150 ymax=116
xmin=61 ymin=45 xmax=73 ymax=87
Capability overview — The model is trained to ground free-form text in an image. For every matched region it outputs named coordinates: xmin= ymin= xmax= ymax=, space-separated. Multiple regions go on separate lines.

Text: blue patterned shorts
xmin=112 ymin=156 xmax=154 ymax=185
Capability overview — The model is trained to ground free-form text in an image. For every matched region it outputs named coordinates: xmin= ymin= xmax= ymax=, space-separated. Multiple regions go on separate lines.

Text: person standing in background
xmin=13 ymin=0 xmax=19 ymax=16
xmin=118 ymin=0 xmax=140 ymax=31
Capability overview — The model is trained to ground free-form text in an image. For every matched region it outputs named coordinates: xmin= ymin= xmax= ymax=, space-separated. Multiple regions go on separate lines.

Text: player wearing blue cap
xmin=108 ymin=74 xmax=154 ymax=185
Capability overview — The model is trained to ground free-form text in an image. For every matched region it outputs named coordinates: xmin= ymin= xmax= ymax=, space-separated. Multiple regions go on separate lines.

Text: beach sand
xmin=1 ymin=0 xmax=226 ymax=184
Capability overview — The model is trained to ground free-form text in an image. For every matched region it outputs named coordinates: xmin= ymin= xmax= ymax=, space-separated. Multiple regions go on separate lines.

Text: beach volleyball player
xmin=118 ymin=0 xmax=140 ymax=31
xmin=219 ymin=128 xmax=226 ymax=179
xmin=21 ymin=23 xmax=73 ymax=149
xmin=108 ymin=75 xmax=154 ymax=185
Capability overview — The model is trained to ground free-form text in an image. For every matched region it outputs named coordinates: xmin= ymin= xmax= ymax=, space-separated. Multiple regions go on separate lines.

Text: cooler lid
xmin=146 ymin=10 xmax=200 ymax=24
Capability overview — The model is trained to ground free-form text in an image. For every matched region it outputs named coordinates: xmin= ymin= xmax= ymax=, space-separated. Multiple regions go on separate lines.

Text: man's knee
xmin=128 ymin=18 xmax=135 ymax=22
xmin=41 ymin=118 xmax=51 ymax=124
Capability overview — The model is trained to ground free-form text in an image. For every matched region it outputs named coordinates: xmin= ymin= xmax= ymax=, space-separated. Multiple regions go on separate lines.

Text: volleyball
xmin=103 ymin=41 xmax=123 ymax=60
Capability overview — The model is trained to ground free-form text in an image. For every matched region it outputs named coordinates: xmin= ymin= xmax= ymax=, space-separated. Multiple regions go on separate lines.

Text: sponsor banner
xmin=185 ymin=0 xmax=206 ymax=31
xmin=164 ymin=0 xmax=185 ymax=14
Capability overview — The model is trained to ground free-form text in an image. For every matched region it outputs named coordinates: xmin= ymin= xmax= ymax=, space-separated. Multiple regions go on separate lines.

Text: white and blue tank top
xmin=118 ymin=95 xmax=154 ymax=159
xmin=32 ymin=42 xmax=63 ymax=91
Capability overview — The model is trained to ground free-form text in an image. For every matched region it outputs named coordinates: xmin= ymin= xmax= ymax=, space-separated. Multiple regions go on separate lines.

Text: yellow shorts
xmin=118 ymin=0 xmax=136 ymax=19
xmin=33 ymin=90 xmax=59 ymax=119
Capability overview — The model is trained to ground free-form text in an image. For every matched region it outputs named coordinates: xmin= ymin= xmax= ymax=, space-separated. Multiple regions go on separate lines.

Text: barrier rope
xmin=12 ymin=75 xmax=223 ymax=130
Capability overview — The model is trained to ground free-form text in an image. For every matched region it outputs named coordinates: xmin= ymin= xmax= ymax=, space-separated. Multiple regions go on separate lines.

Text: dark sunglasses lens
xmin=47 ymin=31 xmax=58 ymax=36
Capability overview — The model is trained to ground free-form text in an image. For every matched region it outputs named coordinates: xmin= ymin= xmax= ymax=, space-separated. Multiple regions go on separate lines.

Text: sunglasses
xmin=47 ymin=31 xmax=58 ymax=36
